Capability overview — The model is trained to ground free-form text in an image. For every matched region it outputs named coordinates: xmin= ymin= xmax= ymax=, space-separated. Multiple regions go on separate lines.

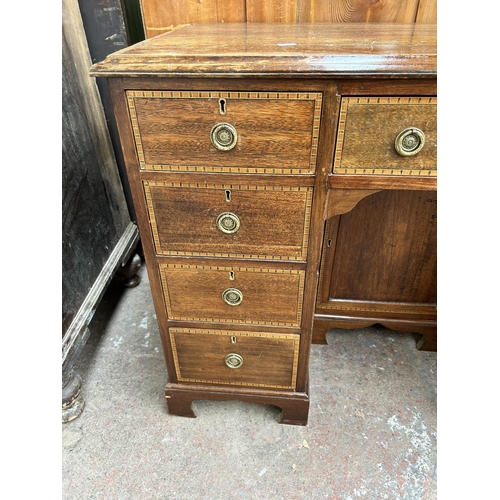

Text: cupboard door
xmin=317 ymin=190 xmax=437 ymax=315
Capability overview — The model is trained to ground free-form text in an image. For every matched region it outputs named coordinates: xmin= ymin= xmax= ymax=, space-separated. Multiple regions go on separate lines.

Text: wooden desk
xmin=91 ymin=23 xmax=436 ymax=425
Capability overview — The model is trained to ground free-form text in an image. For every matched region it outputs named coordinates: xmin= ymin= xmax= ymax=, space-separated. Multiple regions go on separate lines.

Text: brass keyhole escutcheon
xmin=219 ymin=98 xmax=227 ymax=115
xmin=216 ymin=212 xmax=240 ymax=234
xmin=395 ymin=127 xmax=425 ymax=156
xmin=222 ymin=288 xmax=243 ymax=306
xmin=210 ymin=122 xmax=238 ymax=151
xmin=225 ymin=353 xmax=243 ymax=369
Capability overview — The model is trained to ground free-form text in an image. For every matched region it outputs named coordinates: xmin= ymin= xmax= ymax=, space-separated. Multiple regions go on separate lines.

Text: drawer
xmin=333 ymin=97 xmax=437 ymax=177
xmin=169 ymin=328 xmax=300 ymax=389
xmin=143 ymin=181 xmax=313 ymax=260
xmin=126 ymin=90 xmax=322 ymax=174
xmin=159 ymin=263 xmax=306 ymax=327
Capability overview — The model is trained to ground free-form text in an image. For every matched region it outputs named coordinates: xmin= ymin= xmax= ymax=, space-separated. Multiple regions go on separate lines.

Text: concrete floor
xmin=62 ymin=263 xmax=437 ymax=499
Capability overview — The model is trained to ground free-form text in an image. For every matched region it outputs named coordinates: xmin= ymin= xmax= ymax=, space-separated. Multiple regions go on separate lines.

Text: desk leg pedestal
xmin=164 ymin=383 xmax=310 ymax=426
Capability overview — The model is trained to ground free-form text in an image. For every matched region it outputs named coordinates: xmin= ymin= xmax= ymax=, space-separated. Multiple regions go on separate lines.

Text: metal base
xmin=62 ymin=370 xmax=85 ymax=423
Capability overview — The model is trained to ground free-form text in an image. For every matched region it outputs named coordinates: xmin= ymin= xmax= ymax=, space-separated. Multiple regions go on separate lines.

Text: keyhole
xmin=327 ymin=239 xmax=332 ymax=247
xmin=229 ymin=271 xmax=235 ymax=280
xmin=231 ymin=336 xmax=237 ymax=344
xmin=225 ymin=190 xmax=231 ymax=202
xmin=219 ymin=98 xmax=226 ymax=115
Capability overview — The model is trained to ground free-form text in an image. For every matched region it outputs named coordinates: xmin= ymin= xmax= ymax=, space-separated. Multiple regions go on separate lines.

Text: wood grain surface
xmin=140 ymin=0 xmax=246 ymax=39
xmin=318 ymin=190 xmax=437 ymax=306
xmin=90 ymin=23 xmax=437 ymax=77
xmin=159 ymin=263 xmax=306 ymax=326
xmin=139 ymin=0 xmax=436 ymax=38
xmin=334 ymin=97 xmax=437 ymax=176
xmin=143 ymin=181 xmax=313 ymax=260
xmin=126 ymin=90 xmax=321 ymax=172
xmin=246 ymin=0 xmax=420 ymax=23
xmin=169 ymin=328 xmax=300 ymax=388
xmin=415 ymin=0 xmax=437 ymax=23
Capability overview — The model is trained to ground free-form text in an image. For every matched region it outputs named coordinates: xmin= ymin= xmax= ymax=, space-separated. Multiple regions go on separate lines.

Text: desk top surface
xmin=90 ymin=23 xmax=436 ymax=78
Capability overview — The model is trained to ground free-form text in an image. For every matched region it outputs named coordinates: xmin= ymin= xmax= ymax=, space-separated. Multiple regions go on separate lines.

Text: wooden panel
xmin=143 ymin=181 xmax=313 ymax=260
xmin=140 ymin=0 xmax=246 ymax=39
xmin=169 ymin=328 xmax=300 ymax=389
xmin=139 ymin=0 xmax=436 ymax=37
xmin=126 ymin=90 xmax=321 ymax=173
xmin=415 ymin=0 xmax=437 ymax=23
xmin=327 ymin=176 xmax=436 ymax=193
xmin=334 ymin=97 xmax=436 ymax=177
xmin=319 ymin=190 xmax=437 ymax=307
xmin=159 ymin=263 xmax=306 ymax=326
xmin=246 ymin=0 xmax=420 ymax=23
xmin=338 ymin=78 xmax=437 ymax=96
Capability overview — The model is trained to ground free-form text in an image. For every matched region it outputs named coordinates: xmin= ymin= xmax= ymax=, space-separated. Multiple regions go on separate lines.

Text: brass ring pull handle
xmin=216 ymin=212 xmax=240 ymax=234
xmin=222 ymin=288 xmax=243 ymax=306
xmin=225 ymin=353 xmax=244 ymax=369
xmin=395 ymin=127 xmax=425 ymax=156
xmin=210 ymin=122 xmax=238 ymax=151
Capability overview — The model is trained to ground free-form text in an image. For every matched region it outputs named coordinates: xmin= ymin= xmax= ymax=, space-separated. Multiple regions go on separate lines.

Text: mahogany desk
xmin=91 ymin=23 xmax=437 ymax=425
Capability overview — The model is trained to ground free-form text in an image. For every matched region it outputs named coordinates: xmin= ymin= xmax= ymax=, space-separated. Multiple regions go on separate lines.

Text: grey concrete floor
xmin=62 ymin=263 xmax=437 ymax=499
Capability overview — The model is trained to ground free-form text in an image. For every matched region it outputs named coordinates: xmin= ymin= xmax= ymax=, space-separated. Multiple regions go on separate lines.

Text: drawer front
xmin=144 ymin=181 xmax=313 ymax=261
xmin=169 ymin=328 xmax=300 ymax=389
xmin=127 ymin=90 xmax=322 ymax=174
xmin=159 ymin=263 xmax=305 ymax=327
xmin=334 ymin=97 xmax=437 ymax=177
